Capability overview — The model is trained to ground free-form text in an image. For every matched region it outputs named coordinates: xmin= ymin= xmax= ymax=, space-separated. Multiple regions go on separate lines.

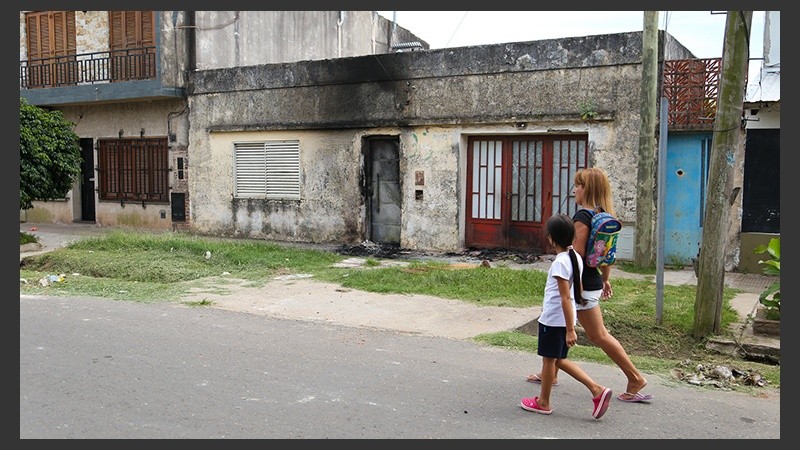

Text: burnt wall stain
xmin=190 ymin=31 xmax=647 ymax=95
xmin=189 ymin=31 xmax=675 ymax=134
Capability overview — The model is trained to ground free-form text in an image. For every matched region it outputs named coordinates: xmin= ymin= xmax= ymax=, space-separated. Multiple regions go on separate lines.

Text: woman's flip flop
xmin=526 ymin=374 xmax=559 ymax=386
xmin=617 ymin=392 xmax=654 ymax=402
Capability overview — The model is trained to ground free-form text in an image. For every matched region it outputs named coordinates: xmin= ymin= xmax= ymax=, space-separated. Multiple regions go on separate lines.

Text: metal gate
xmin=366 ymin=138 xmax=401 ymax=244
xmin=664 ymin=132 xmax=712 ymax=264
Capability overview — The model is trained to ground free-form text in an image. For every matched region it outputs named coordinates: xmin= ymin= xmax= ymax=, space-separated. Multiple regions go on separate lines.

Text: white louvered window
xmin=234 ymin=140 xmax=300 ymax=200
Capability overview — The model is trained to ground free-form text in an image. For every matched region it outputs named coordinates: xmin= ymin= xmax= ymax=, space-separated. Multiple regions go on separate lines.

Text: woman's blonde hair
xmin=574 ymin=167 xmax=615 ymax=216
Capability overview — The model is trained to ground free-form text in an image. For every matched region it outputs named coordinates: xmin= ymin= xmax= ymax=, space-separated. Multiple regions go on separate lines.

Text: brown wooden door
xmin=109 ymin=11 xmax=155 ymax=81
xmin=25 ymin=11 xmax=77 ymax=87
xmin=465 ymin=135 xmax=588 ymax=253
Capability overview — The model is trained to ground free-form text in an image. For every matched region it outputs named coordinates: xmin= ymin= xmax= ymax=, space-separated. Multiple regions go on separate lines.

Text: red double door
xmin=465 ymin=135 xmax=588 ymax=253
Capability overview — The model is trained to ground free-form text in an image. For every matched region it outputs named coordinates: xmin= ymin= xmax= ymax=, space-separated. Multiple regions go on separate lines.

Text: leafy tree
xmin=19 ymin=97 xmax=82 ymax=210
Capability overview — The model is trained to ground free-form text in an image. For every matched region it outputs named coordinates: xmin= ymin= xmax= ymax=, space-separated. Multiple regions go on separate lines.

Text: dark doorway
xmin=742 ymin=129 xmax=780 ymax=233
xmin=79 ymin=138 xmax=96 ymax=222
xmin=366 ymin=137 xmax=401 ymax=244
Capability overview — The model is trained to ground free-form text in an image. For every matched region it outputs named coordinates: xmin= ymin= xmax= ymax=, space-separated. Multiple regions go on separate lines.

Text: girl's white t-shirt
xmin=537 ymin=250 xmax=582 ymax=327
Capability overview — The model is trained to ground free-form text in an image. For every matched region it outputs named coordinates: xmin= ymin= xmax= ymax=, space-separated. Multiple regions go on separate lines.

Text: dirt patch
xmin=20 ymin=242 xmax=43 ymax=253
xmin=335 ymin=241 xmax=547 ymax=265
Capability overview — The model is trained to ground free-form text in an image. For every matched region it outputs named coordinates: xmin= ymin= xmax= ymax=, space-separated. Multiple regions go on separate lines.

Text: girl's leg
xmin=576 ymin=307 xmax=648 ymax=395
xmin=555 ymin=358 xmax=612 ymax=419
xmin=536 ymin=357 xmax=558 ymax=409
xmin=554 ymin=358 xmax=605 ymax=398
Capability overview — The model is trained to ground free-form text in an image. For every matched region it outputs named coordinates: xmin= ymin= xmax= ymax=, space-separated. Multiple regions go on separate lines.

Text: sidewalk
xmin=19 ymin=221 xmax=779 ymax=360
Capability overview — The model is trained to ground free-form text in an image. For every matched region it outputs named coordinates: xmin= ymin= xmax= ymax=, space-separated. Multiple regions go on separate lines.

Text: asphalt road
xmin=20 ymin=294 xmax=780 ymax=439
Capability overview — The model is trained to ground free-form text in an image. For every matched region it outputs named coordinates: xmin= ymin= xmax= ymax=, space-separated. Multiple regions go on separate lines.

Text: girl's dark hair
xmin=546 ymin=214 xmax=584 ymax=305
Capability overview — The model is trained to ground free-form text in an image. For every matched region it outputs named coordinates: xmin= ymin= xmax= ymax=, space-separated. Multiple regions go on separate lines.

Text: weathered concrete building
xmin=187 ymin=31 xmax=695 ymax=256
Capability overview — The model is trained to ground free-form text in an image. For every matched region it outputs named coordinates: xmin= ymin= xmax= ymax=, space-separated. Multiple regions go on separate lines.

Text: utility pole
xmin=693 ymin=11 xmax=752 ymax=338
xmin=634 ymin=11 xmax=659 ymax=267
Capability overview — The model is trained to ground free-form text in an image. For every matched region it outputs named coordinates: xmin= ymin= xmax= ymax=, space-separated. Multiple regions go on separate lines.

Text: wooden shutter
xmin=25 ymin=11 xmax=76 ymax=87
xmin=109 ymin=11 xmax=155 ymax=81
xmin=98 ymin=138 xmax=169 ymax=203
xmin=26 ymin=11 xmax=76 ymax=59
xmin=109 ymin=11 xmax=155 ymax=49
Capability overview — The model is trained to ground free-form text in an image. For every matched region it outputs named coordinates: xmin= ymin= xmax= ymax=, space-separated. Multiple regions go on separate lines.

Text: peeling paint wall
xmin=19 ymin=12 xmax=26 ymax=61
xmin=400 ymin=127 xmax=461 ymax=251
xmin=190 ymin=129 xmax=370 ymax=243
xmin=20 ymin=201 xmax=73 ymax=224
xmin=188 ymin=33 xmax=650 ymax=251
xmin=158 ymin=11 xmax=189 ymax=88
xmin=60 ymin=100 xmax=185 ymax=139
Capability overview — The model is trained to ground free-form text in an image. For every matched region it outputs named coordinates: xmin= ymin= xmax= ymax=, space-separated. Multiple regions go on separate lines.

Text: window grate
xmin=234 ymin=140 xmax=300 ymax=200
xmin=97 ymin=137 xmax=169 ymax=203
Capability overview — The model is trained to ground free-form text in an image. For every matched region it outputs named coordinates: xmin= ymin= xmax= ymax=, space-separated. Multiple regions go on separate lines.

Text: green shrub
xmin=754 ymin=237 xmax=780 ymax=319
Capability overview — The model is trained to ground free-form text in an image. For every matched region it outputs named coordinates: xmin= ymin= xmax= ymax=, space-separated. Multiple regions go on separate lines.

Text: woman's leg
xmin=576 ymin=307 xmax=648 ymax=395
xmin=526 ymin=369 xmax=559 ymax=385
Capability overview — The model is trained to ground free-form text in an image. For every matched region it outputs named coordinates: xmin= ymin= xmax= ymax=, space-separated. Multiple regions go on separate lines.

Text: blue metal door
xmin=664 ymin=133 xmax=712 ymax=265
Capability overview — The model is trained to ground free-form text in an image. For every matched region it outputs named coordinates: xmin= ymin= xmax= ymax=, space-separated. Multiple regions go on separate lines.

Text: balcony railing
xmin=20 ymin=47 xmax=156 ymax=89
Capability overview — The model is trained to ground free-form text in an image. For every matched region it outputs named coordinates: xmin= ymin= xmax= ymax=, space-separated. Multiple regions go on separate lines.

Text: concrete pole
xmin=693 ymin=11 xmax=752 ymax=338
xmin=634 ymin=11 xmax=659 ymax=267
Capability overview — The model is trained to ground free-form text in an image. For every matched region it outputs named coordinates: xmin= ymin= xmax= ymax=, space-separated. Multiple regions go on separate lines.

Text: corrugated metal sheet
xmin=746 ymin=67 xmax=780 ymax=103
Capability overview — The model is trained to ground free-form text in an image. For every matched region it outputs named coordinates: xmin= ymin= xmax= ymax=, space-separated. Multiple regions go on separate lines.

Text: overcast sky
xmin=377 ymin=11 xmax=766 ymax=60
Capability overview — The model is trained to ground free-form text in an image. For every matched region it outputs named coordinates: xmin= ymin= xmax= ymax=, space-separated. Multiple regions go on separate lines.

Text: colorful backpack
xmin=586 ymin=210 xmax=622 ymax=268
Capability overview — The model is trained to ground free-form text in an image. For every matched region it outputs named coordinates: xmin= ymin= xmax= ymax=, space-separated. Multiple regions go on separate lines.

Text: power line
xmin=444 ymin=11 xmax=469 ymax=48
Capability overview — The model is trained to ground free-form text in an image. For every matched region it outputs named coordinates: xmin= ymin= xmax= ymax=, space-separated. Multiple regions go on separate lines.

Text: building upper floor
xmin=22 ymin=10 xmax=766 ymax=134
xmin=20 ymin=11 xmax=427 ymax=107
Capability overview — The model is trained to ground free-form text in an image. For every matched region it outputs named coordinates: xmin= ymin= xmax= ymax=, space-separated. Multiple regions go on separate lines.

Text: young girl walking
xmin=520 ymin=214 xmax=612 ymax=419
